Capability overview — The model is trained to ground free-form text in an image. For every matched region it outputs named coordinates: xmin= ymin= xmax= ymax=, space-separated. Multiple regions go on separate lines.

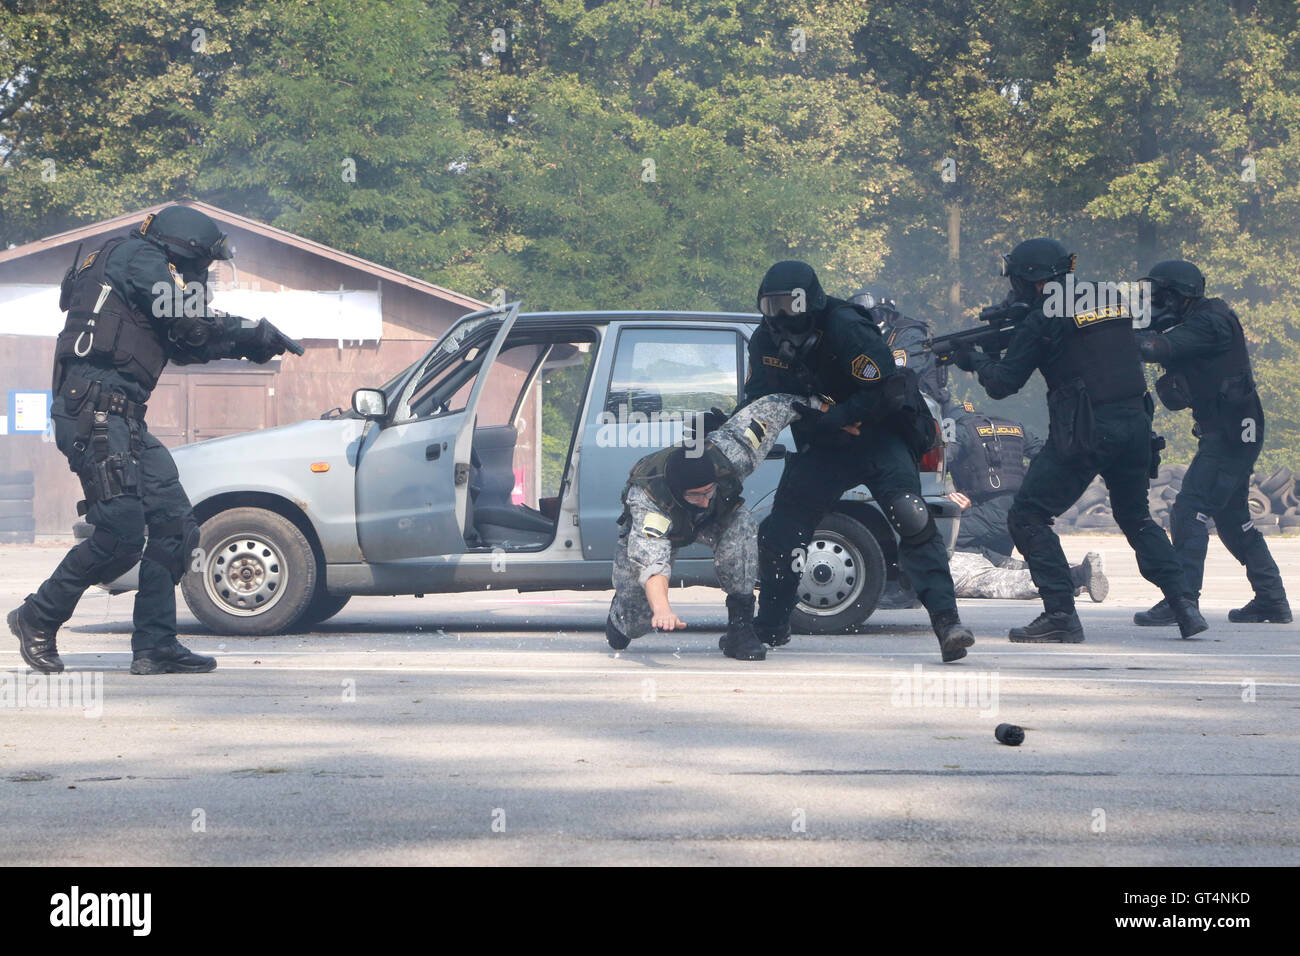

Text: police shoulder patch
xmin=640 ymin=512 xmax=671 ymax=538
xmin=169 ymin=263 xmax=185 ymax=288
xmin=762 ymin=355 xmax=789 ymax=370
xmin=962 ymin=401 xmax=975 ymax=412
xmin=1072 ymin=305 xmax=1128 ymax=328
xmin=892 ymin=348 xmax=907 ymax=367
xmin=851 ymin=354 xmax=881 ymax=381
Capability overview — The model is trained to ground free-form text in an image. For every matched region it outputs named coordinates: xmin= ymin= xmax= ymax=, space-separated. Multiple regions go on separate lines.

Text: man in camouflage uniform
xmin=606 ymin=393 xmax=806 ymax=662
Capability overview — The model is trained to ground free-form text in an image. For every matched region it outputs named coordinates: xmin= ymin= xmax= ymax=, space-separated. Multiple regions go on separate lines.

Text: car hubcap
xmin=797 ymin=531 xmax=865 ymax=616
xmin=204 ymin=534 xmax=286 ymax=617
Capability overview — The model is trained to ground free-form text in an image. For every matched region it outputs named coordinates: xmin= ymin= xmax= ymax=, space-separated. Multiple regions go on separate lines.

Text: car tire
xmin=292 ymin=591 xmax=352 ymax=630
xmin=789 ymin=512 xmax=887 ymax=634
xmin=181 ymin=507 xmax=317 ymax=636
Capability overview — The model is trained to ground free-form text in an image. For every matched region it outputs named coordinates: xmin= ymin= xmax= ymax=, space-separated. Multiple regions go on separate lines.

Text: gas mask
xmin=759 ymin=292 xmax=819 ymax=363
xmin=1148 ymin=285 xmax=1186 ymax=332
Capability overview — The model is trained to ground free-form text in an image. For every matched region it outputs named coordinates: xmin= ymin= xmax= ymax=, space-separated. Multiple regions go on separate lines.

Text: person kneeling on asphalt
xmin=605 ymin=394 xmax=806 ymax=661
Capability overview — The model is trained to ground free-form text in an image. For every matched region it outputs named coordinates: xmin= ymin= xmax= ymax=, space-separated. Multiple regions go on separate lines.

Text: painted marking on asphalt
xmin=6 ymin=659 xmax=1296 ymax=689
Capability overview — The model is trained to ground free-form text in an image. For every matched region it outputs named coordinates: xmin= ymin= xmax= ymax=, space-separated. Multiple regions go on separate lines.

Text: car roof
xmin=515 ymin=310 xmax=760 ymax=325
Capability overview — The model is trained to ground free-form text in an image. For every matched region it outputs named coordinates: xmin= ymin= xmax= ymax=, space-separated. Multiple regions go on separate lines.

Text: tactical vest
xmin=622 ymin=442 xmax=744 ymax=547
xmin=1164 ymin=298 xmax=1257 ymax=431
xmin=1041 ymin=305 xmax=1146 ymax=406
xmin=53 ymin=237 xmax=168 ymax=394
xmin=951 ymin=415 xmax=1027 ymax=501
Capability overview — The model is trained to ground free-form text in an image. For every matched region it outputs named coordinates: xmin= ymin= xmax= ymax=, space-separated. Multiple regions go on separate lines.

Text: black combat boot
xmin=1170 ymin=596 xmax=1208 ymax=638
xmin=1009 ymin=610 xmax=1084 ymax=643
xmin=1070 ymin=552 xmax=1109 ymax=603
xmin=754 ymin=618 xmax=791 ymax=647
xmin=720 ymin=594 xmax=767 ymax=661
xmin=8 ymin=601 xmax=64 ymax=674
xmin=1133 ymin=598 xmax=1176 ymax=626
xmin=605 ymin=616 xmax=631 ymax=650
xmin=1228 ymin=598 xmax=1293 ymax=624
xmin=130 ymin=641 xmax=217 ymax=675
xmin=930 ymin=608 xmax=975 ymax=662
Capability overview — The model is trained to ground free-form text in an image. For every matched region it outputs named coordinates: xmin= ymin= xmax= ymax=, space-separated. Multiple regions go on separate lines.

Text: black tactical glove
xmin=792 ymin=401 xmax=851 ymax=435
xmin=1135 ymin=332 xmax=1166 ymax=363
xmin=236 ymin=318 xmax=304 ymax=364
xmin=952 ymin=344 xmax=982 ymax=372
xmin=687 ymin=406 xmax=730 ymax=439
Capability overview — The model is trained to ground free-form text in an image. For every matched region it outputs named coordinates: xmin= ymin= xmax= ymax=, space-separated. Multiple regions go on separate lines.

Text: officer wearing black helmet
xmin=7 ymin=204 xmax=301 ymax=675
xmin=1133 ymin=259 xmax=1290 ymax=625
xmin=849 ymin=288 xmax=950 ymax=405
xmin=950 ymin=238 xmax=1206 ymax=642
xmin=748 ymin=260 xmax=976 ymax=663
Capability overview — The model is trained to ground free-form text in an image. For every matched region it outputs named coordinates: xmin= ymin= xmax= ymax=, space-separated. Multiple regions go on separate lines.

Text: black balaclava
xmin=665 ymin=447 xmax=718 ymax=507
xmin=757 ymin=260 xmax=828 ymax=364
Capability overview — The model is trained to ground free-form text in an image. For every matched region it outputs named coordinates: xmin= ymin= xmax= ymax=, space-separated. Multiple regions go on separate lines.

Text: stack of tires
xmin=1252 ymin=467 xmax=1300 ymax=535
xmin=1056 ymin=464 xmax=1299 ymax=534
xmin=0 ymin=470 xmax=36 ymax=544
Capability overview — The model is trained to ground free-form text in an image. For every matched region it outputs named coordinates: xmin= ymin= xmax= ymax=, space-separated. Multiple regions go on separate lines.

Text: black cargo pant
xmin=1008 ymin=401 xmax=1186 ymax=614
xmin=25 ymin=390 xmax=198 ymax=652
xmin=756 ymin=428 xmax=957 ymax=628
xmin=1169 ymin=430 xmax=1286 ymax=602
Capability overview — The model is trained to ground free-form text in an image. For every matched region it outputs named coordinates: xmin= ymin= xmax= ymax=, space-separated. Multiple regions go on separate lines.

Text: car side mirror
xmin=352 ymin=388 xmax=387 ymax=420
xmin=766 ymin=443 xmax=787 ymax=460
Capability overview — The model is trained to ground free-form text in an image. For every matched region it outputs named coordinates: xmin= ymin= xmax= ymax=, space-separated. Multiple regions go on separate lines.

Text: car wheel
xmin=293 ymin=591 xmax=352 ymax=630
xmin=181 ymin=507 xmax=317 ymax=636
xmin=789 ymin=512 xmax=887 ymax=634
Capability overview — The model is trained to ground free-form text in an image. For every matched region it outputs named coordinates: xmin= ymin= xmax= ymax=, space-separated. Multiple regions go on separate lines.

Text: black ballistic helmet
xmin=1001 ymin=237 xmax=1075 ymax=301
xmin=849 ymin=287 xmax=896 ymax=311
xmin=139 ymin=205 xmax=233 ymax=265
xmin=1001 ymin=238 xmax=1075 ymax=281
xmin=1142 ymin=259 xmax=1205 ymax=299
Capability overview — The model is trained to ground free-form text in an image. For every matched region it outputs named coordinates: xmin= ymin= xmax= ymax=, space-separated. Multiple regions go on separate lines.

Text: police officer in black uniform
xmin=849 ymin=288 xmax=950 ymax=405
xmin=951 ymin=238 xmax=1206 ymax=642
xmin=749 ymin=261 xmax=975 ymax=663
xmin=1133 ymin=260 xmax=1290 ymax=625
xmin=946 ymin=400 xmax=1044 ymax=563
xmin=7 ymin=205 xmax=298 ymax=674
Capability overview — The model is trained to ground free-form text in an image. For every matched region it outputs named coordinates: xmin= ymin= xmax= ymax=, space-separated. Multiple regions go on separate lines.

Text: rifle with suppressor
xmin=914 ymin=299 xmax=1032 ymax=366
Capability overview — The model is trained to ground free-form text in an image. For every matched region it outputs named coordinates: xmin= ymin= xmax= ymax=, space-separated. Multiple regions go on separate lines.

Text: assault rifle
xmin=916 ymin=299 xmax=1031 ymax=366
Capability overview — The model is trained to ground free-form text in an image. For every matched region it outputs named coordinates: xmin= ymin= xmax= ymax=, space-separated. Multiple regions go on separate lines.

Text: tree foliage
xmin=2 ymin=0 xmax=1298 ymax=465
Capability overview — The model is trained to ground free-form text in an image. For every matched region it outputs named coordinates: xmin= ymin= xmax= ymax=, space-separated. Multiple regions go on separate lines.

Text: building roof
xmin=0 ymin=199 xmax=487 ymax=310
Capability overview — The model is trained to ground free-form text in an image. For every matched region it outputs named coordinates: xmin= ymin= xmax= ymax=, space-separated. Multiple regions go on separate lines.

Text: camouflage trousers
xmin=608 ymin=508 xmax=758 ymax=641
xmin=949 ymin=549 xmax=1039 ymax=600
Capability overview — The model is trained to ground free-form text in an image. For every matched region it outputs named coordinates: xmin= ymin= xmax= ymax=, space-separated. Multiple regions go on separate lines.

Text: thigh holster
xmin=69 ymin=381 xmax=148 ymax=515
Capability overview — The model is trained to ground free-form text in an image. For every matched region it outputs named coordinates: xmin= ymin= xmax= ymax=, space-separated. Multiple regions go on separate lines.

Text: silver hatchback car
xmin=89 ymin=304 xmax=958 ymax=634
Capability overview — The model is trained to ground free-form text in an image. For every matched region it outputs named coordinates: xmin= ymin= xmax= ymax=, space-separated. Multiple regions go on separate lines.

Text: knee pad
xmin=144 ymin=514 xmax=201 ymax=585
xmin=885 ymin=492 xmax=936 ymax=547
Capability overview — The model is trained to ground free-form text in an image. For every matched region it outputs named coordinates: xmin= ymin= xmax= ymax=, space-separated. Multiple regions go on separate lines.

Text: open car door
xmin=355 ymin=302 xmax=522 ymax=562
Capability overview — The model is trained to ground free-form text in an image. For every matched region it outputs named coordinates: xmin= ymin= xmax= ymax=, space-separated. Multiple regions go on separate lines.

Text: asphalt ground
xmin=1 ymin=534 xmax=1296 ymax=866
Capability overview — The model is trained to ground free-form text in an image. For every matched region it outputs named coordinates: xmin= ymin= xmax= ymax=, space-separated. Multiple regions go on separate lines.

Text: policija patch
xmin=851 ymin=354 xmax=881 ymax=381
xmin=892 ymin=349 xmax=907 ymax=367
